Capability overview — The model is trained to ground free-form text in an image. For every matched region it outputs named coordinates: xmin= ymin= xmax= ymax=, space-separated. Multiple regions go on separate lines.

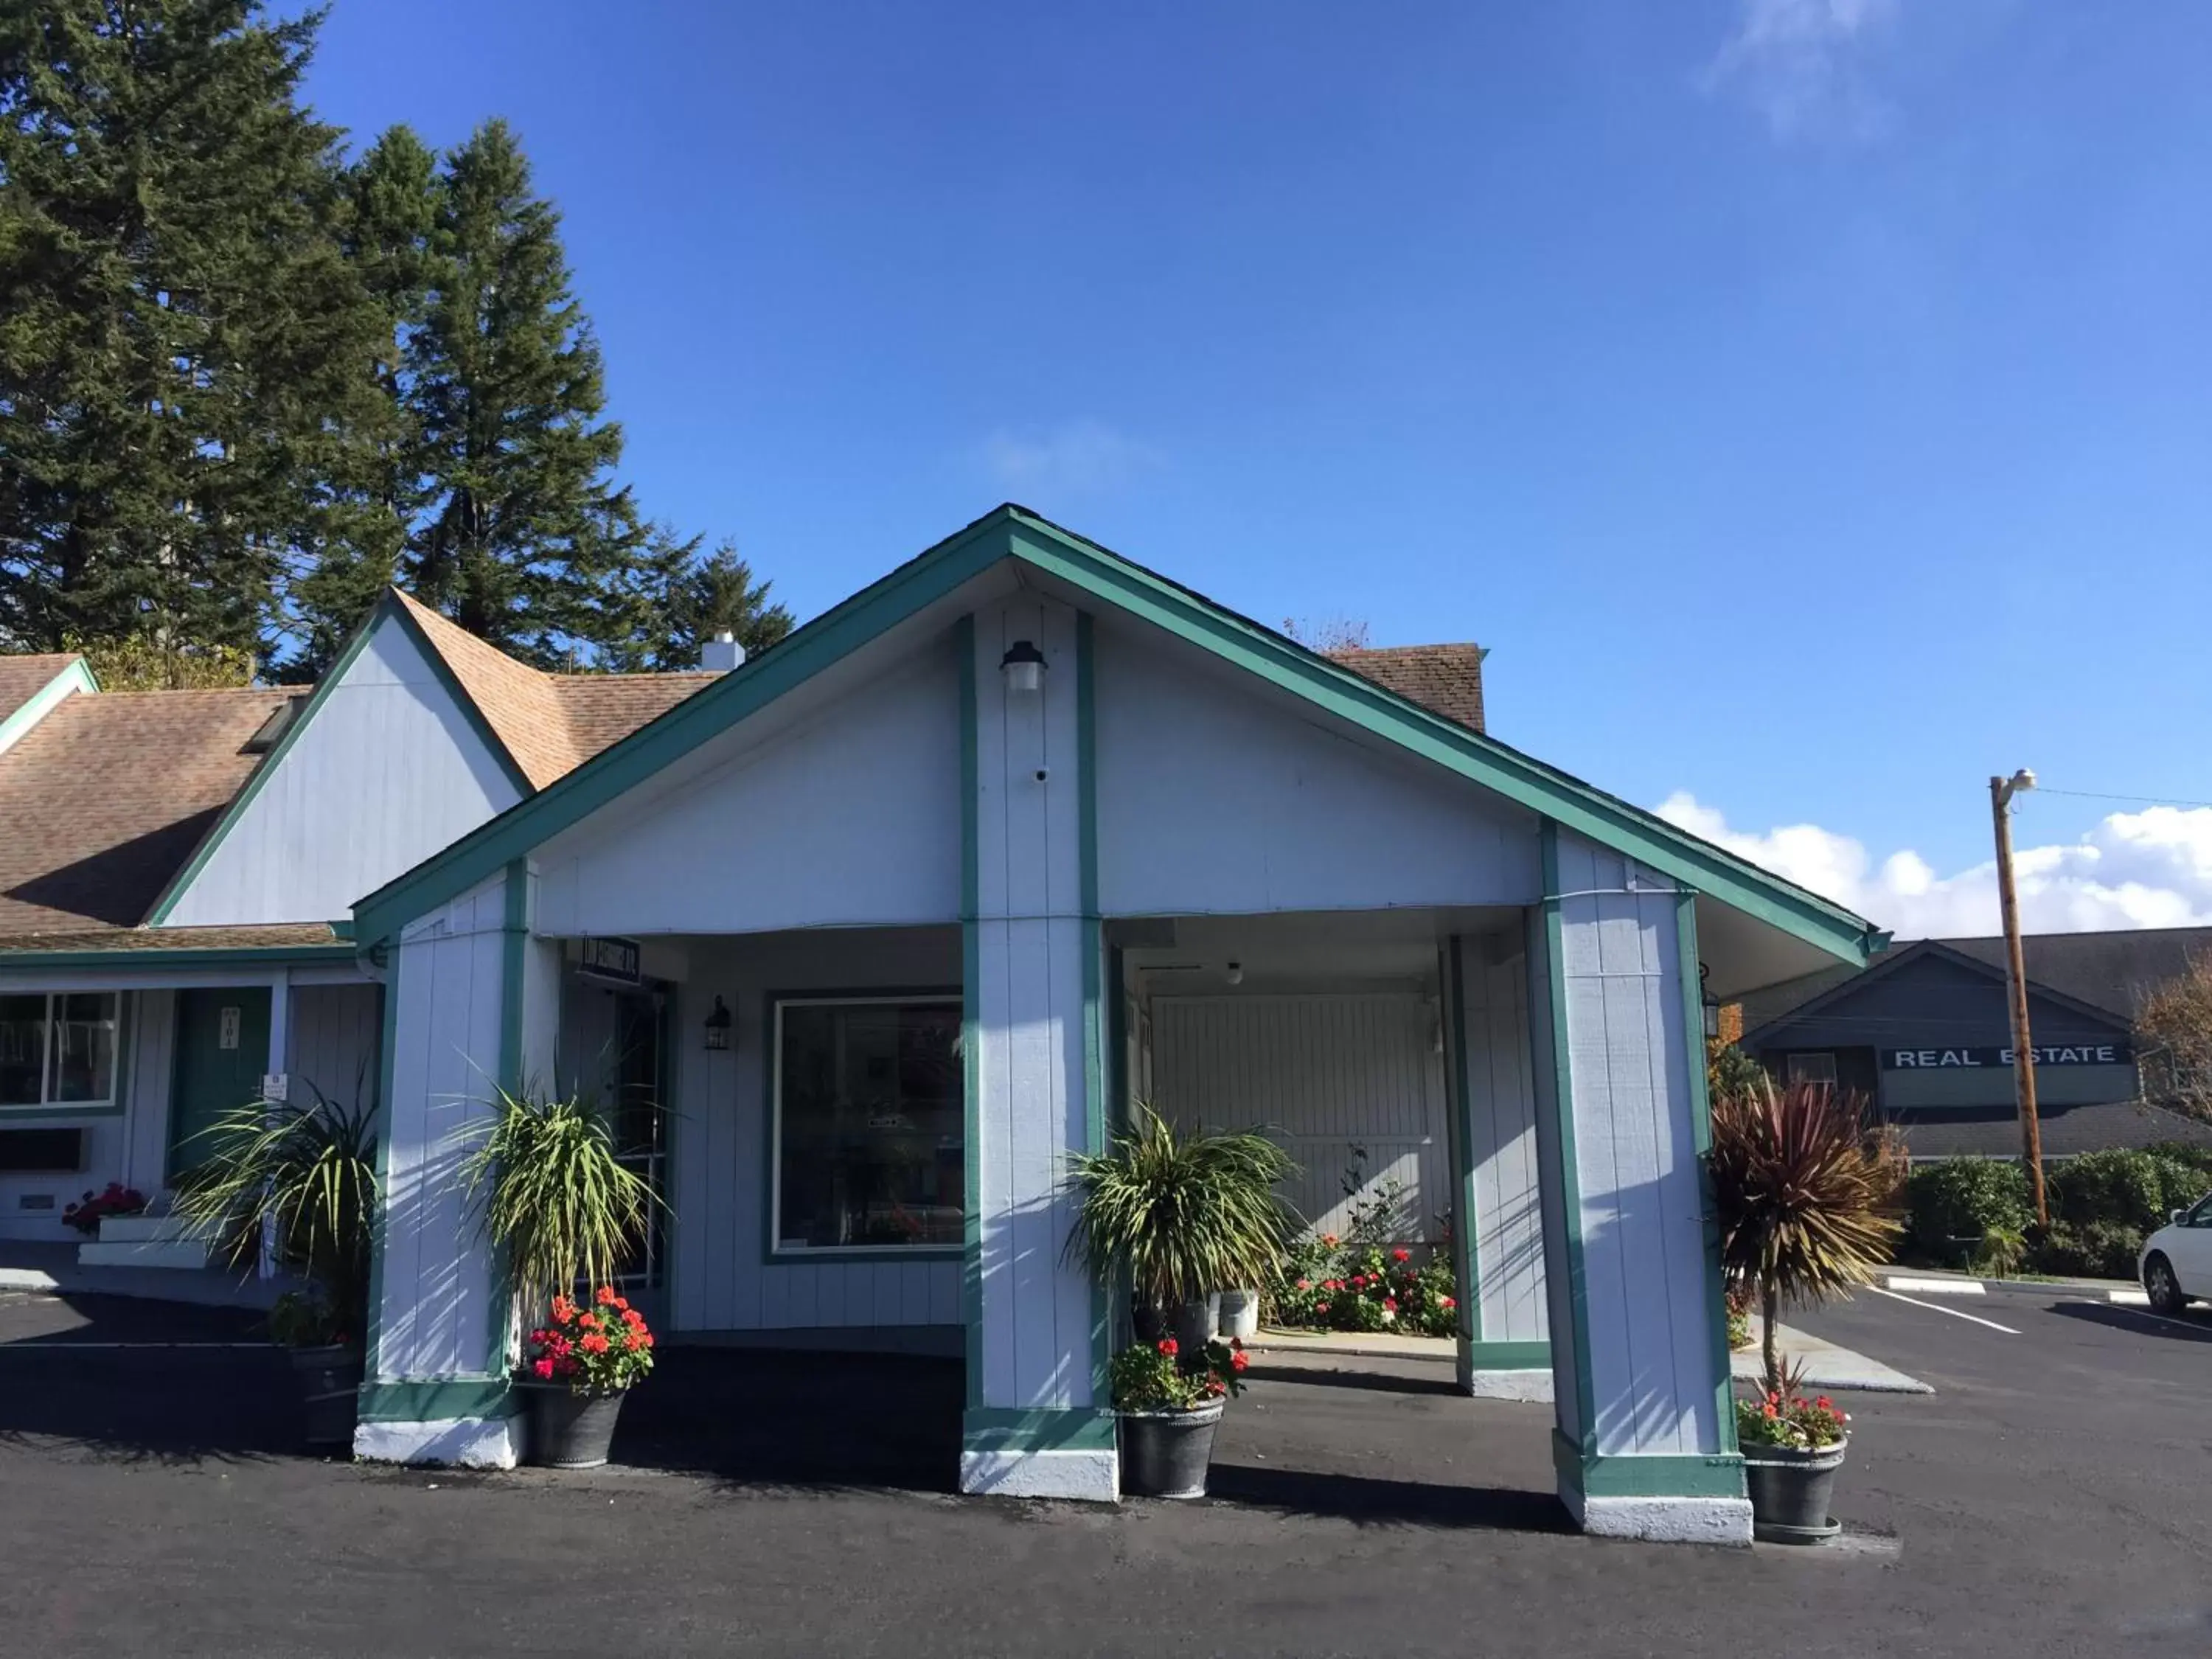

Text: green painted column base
xmin=354 ymin=1377 xmax=525 ymax=1469
xmin=1462 ymin=1338 xmax=1551 ymax=1368
xmin=1551 ymin=1429 xmax=1751 ymax=1545
xmin=961 ymin=1408 xmax=1119 ymax=1502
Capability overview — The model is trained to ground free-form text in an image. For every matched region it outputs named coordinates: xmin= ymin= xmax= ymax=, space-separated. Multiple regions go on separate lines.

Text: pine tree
xmin=401 ymin=119 xmax=646 ymax=669
xmin=0 ymin=1 xmax=388 ymax=658
xmin=598 ymin=532 xmax=795 ymax=672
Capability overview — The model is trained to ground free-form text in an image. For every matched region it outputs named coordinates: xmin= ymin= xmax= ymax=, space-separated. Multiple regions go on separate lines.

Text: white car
xmin=2138 ymin=1195 xmax=2212 ymax=1314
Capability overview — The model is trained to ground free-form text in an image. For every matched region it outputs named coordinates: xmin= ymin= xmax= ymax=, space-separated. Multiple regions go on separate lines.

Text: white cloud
xmin=980 ymin=422 xmax=1162 ymax=498
xmin=1657 ymin=793 xmax=2212 ymax=940
xmin=1701 ymin=0 xmax=1899 ymax=142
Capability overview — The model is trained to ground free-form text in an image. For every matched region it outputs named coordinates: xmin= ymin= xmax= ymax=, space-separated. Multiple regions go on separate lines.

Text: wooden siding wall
xmin=1458 ymin=934 xmax=1548 ymax=1347
xmin=286 ymin=983 xmax=382 ymax=1113
xmin=1150 ymin=992 xmax=1449 ymax=1244
xmin=164 ymin=617 xmax=523 ymax=927
xmin=970 ymin=598 xmax=1097 ymax=1412
xmin=1553 ymin=832 xmax=1721 ymax=1458
xmin=374 ymin=873 xmax=510 ymax=1381
xmin=1091 ymin=618 xmax=1540 ymax=917
xmin=666 ymin=927 xmax=964 ymax=1337
xmin=533 ymin=639 xmax=961 ymax=939
xmin=1525 ymin=902 xmax=1581 ymax=1444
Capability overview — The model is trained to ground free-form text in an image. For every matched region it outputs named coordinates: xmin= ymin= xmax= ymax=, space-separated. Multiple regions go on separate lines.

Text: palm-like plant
xmin=461 ymin=1085 xmax=658 ymax=1321
xmin=173 ymin=1081 xmax=378 ymax=1345
xmin=1062 ymin=1105 xmax=1300 ymax=1324
xmin=1710 ymin=1078 xmax=1899 ymax=1397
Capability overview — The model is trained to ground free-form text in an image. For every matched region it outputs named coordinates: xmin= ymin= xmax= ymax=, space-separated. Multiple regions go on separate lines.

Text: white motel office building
xmin=0 ymin=507 xmax=1886 ymax=1544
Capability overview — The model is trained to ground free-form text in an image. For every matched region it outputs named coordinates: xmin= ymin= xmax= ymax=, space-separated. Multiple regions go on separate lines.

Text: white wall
xmin=373 ymin=872 xmax=510 ymax=1381
xmin=163 ymin=617 xmax=523 ymax=928
xmin=1552 ymin=832 xmax=1721 ymax=1459
xmin=1457 ymin=932 xmax=1548 ymax=1348
xmin=286 ymin=983 xmax=383 ymax=1113
xmin=1093 ymin=619 xmax=1540 ymax=917
xmin=666 ymin=927 xmax=963 ymax=1337
xmin=1151 ymin=991 xmax=1449 ymax=1244
xmin=534 ymin=637 xmax=961 ymax=939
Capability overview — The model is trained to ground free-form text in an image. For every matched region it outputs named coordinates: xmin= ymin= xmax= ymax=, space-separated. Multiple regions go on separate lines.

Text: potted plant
xmin=1110 ymin=1335 xmax=1249 ymax=1498
xmin=61 ymin=1181 xmax=147 ymax=1236
xmin=1709 ymin=1078 xmax=1898 ymax=1544
xmin=173 ymin=1082 xmax=378 ymax=1450
xmin=1063 ymin=1105 xmax=1297 ymax=1498
xmin=462 ymin=1085 xmax=658 ymax=1468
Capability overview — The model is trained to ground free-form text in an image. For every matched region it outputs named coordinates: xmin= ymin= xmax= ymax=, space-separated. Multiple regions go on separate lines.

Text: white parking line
xmin=1867 ymin=1284 xmax=2021 ymax=1334
xmin=1885 ymin=1276 xmax=1987 ymax=1296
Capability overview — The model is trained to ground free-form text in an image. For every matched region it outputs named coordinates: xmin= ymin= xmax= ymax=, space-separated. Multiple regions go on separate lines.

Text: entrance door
xmin=169 ymin=987 xmax=271 ymax=1180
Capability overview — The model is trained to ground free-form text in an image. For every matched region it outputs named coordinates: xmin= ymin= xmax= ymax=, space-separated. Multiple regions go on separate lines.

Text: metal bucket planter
xmin=1217 ymin=1290 xmax=1260 ymax=1343
xmin=291 ymin=1344 xmax=364 ymax=1451
xmin=524 ymin=1385 xmax=629 ymax=1469
xmin=1742 ymin=1438 xmax=1847 ymax=1545
xmin=1119 ymin=1398 xmax=1225 ymax=1500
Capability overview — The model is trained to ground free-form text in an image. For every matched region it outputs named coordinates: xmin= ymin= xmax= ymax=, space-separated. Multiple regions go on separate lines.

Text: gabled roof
xmin=1739 ymin=937 xmax=2129 ymax=1051
xmin=1326 ymin=644 xmax=1485 ymax=733
xmin=353 ymin=504 xmax=1888 ymax=965
xmin=0 ymin=687 xmax=299 ymax=937
xmin=0 ymin=654 xmax=87 ymax=726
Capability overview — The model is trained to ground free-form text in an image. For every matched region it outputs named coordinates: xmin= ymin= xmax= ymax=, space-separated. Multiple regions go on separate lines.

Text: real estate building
xmin=0 ymin=507 xmax=1888 ymax=1544
xmin=1738 ymin=930 xmax=2212 ymax=1158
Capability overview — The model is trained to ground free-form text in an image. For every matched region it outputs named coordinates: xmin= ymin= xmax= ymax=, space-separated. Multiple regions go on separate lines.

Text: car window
xmin=2190 ymin=1194 xmax=2212 ymax=1226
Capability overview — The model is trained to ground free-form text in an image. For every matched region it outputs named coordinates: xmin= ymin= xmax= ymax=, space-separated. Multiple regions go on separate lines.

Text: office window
xmin=1787 ymin=1051 xmax=1838 ymax=1088
xmin=0 ymin=992 xmax=118 ymax=1109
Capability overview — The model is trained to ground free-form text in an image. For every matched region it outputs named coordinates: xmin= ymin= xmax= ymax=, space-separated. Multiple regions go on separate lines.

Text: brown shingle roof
xmin=391 ymin=591 xmax=718 ymax=787
xmin=0 ymin=922 xmax=344 ymax=956
xmin=0 ymin=688 xmax=296 ymax=938
xmin=1327 ymin=644 xmax=1486 ymax=734
xmin=0 ymin=654 xmax=85 ymax=727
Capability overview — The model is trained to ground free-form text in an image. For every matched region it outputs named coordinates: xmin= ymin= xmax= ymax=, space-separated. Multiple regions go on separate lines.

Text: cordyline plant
xmin=1709 ymin=1078 xmax=1899 ymax=1399
xmin=461 ymin=1085 xmax=658 ymax=1321
xmin=1062 ymin=1105 xmax=1300 ymax=1325
xmin=175 ymin=1082 xmax=378 ymax=1346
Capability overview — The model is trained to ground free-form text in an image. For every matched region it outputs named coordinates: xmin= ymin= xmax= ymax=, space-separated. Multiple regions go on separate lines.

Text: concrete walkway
xmin=0 ymin=1241 xmax=289 ymax=1311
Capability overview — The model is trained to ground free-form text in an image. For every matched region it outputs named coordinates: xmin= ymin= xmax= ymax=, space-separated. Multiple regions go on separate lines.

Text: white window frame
xmin=769 ymin=992 xmax=962 ymax=1258
xmin=0 ymin=990 xmax=121 ymax=1111
xmin=1787 ymin=1051 xmax=1839 ymax=1087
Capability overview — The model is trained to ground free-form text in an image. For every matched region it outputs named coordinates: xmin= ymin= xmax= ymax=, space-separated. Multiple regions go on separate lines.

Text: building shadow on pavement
xmin=2050 ymin=1301 xmax=2212 ymax=1343
xmin=0 ymin=1292 xmax=296 ymax=1466
xmin=1238 ymin=1361 xmax=1468 ymax=1397
xmin=1201 ymin=1461 xmax=1571 ymax=1532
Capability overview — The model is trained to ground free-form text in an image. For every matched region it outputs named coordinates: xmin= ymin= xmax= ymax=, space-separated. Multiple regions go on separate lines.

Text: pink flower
xmin=1393 ymin=1249 xmax=1411 ymax=1263
xmin=532 ymin=1357 xmax=554 ymax=1380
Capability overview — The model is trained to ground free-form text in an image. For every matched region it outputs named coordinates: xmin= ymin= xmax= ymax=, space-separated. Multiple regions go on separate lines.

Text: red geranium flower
xmin=581 ymin=1332 xmax=611 ymax=1355
xmin=532 ymin=1357 xmax=554 ymax=1380
xmin=1157 ymin=1338 xmax=1178 ymax=1356
xmin=1393 ymin=1248 xmax=1411 ymax=1262
xmin=595 ymin=1286 xmax=619 ymax=1307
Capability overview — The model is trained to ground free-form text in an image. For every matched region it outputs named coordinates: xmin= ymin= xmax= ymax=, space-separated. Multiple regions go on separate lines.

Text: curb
xmin=1884 ymin=1271 xmax=2146 ymax=1305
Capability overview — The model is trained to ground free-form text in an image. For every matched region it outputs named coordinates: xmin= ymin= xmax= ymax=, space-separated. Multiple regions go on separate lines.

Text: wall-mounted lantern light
xmin=1000 ymin=639 xmax=1047 ymax=694
xmin=703 ymin=995 xmax=733 ymax=1052
xmin=1699 ymin=963 xmax=1720 ymax=1042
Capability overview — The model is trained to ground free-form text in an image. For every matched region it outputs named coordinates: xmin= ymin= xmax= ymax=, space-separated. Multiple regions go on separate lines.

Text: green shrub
xmin=2047 ymin=1149 xmax=2169 ymax=1236
xmin=2034 ymin=1220 xmax=2143 ymax=1281
xmin=1905 ymin=1158 xmax=2031 ymax=1267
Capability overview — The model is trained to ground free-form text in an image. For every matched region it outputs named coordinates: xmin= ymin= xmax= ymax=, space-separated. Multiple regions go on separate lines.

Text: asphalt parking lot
xmin=1 ymin=1284 xmax=2207 ymax=1656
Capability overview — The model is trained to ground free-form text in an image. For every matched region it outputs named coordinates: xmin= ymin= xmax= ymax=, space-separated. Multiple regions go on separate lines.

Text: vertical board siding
xmin=125 ymin=990 xmax=175 ymax=1192
xmin=664 ymin=927 xmax=962 ymax=1335
xmin=1093 ymin=619 xmax=1540 ymax=917
xmin=1554 ymin=832 xmax=1719 ymax=1458
xmin=1525 ymin=902 xmax=1582 ymax=1444
xmin=1458 ymin=937 xmax=1548 ymax=1344
xmin=164 ymin=617 xmax=523 ymax=927
xmin=970 ymin=598 xmax=1095 ymax=1411
xmin=287 ymin=984 xmax=383 ymax=1112
xmin=375 ymin=874 xmax=509 ymax=1380
xmin=1151 ymin=993 xmax=1447 ymax=1242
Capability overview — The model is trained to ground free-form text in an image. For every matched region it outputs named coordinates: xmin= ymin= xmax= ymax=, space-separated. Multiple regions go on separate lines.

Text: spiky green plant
xmin=1710 ymin=1077 xmax=1899 ymax=1397
xmin=173 ymin=1081 xmax=378 ymax=1346
xmin=461 ymin=1085 xmax=658 ymax=1318
xmin=1062 ymin=1104 xmax=1300 ymax=1324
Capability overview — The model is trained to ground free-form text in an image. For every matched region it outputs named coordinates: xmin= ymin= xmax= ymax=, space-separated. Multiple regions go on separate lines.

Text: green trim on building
xmin=351 ymin=507 xmax=1883 ymax=973
xmin=961 ymin=1406 xmax=1117 ymax=1453
xmin=1537 ymin=821 xmax=1599 ymax=1455
xmin=364 ymin=954 xmax=400 ymax=1377
xmin=1444 ymin=934 xmax=1483 ymax=1354
xmin=1553 ymin=1428 xmax=1745 ymax=1501
xmin=0 ymin=943 xmax=356 ymax=975
xmin=957 ymin=615 xmax=984 ymax=1413
xmin=1075 ymin=610 xmax=1110 ymax=1408
xmin=1464 ymin=1338 xmax=1551 ymax=1369
xmin=357 ymin=1377 xmax=519 ymax=1424
xmin=1676 ymin=889 xmax=1741 ymax=1456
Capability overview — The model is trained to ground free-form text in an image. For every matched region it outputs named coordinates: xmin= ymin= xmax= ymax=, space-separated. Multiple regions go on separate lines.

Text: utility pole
xmin=1991 ymin=769 xmax=2047 ymax=1228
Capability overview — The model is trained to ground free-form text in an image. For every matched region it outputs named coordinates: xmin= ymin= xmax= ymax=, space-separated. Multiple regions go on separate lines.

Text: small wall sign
xmin=1882 ymin=1043 xmax=2131 ymax=1071
xmin=261 ymin=1073 xmax=289 ymax=1103
xmin=219 ymin=1006 xmax=242 ymax=1050
xmin=577 ymin=936 xmax=643 ymax=987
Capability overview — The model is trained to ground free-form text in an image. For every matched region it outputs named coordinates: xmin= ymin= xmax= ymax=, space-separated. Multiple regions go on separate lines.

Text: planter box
xmin=1119 ymin=1399 xmax=1225 ymax=1500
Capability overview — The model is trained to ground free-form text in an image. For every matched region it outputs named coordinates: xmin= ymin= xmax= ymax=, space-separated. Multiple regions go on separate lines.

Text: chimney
xmin=700 ymin=631 xmax=745 ymax=672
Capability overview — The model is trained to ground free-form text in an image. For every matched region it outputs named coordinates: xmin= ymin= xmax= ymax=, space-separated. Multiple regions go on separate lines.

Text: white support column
xmin=257 ymin=971 xmax=291 ymax=1280
xmin=959 ymin=603 xmax=1115 ymax=1502
xmin=355 ymin=864 xmax=527 ymax=1469
xmin=1444 ymin=931 xmax=1551 ymax=1399
xmin=1530 ymin=824 xmax=1747 ymax=1545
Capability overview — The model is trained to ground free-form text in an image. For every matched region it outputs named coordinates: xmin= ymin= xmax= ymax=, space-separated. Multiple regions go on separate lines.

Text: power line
xmin=2031 ymin=787 xmax=2212 ymax=812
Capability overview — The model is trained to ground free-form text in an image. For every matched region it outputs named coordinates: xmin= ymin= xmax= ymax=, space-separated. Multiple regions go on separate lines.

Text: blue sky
xmin=296 ymin=1 xmax=2212 ymax=936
